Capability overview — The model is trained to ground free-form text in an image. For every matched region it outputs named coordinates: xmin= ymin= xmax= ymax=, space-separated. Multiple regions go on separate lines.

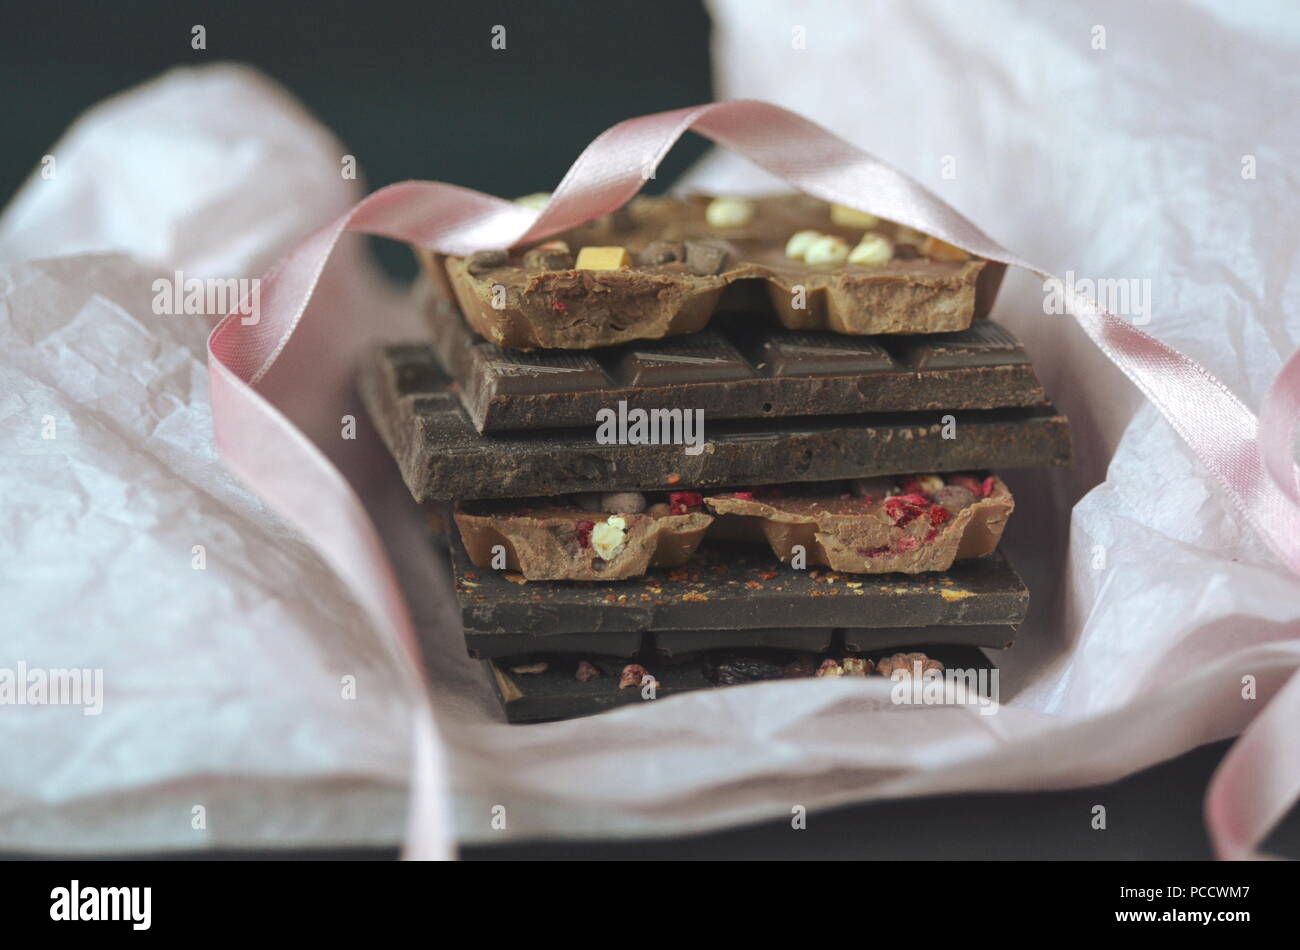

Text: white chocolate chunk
xmin=514 ymin=192 xmax=550 ymax=210
xmin=804 ymin=235 xmax=850 ymax=266
xmin=784 ymin=229 xmax=823 ymax=260
xmin=590 ymin=515 xmax=628 ymax=561
xmin=830 ymin=203 xmax=879 ymax=229
xmin=705 ymin=197 xmax=755 ymax=229
xmin=848 ymin=232 xmax=894 ymax=265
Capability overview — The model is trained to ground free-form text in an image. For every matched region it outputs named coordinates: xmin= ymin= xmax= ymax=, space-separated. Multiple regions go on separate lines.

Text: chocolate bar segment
xmin=450 ymin=535 xmax=1030 ymax=636
xmin=358 ymin=344 xmax=1071 ymax=502
xmin=424 ymin=294 xmax=1048 ymax=432
xmin=487 ymin=644 xmax=997 ymax=723
xmin=433 ymin=194 xmax=1007 ymax=349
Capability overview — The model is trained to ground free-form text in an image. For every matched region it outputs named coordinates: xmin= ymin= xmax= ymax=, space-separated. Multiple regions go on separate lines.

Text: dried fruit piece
xmin=619 ymin=664 xmax=653 ymax=689
xmin=669 ymin=491 xmax=704 ymax=515
xmin=575 ymin=660 xmax=602 ymax=682
xmin=816 ymin=659 xmax=845 ymax=677
xmin=841 ymin=657 xmax=873 ymax=676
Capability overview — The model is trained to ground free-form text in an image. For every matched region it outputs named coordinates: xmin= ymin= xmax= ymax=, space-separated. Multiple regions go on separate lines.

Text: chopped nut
xmin=841 ymin=657 xmax=873 ymax=676
xmin=784 ymin=229 xmax=823 ymax=260
xmin=466 ymin=249 xmax=508 ymax=275
xmin=575 ymin=246 xmax=632 ymax=271
xmin=705 ymin=196 xmax=755 ymax=229
xmin=638 ymin=239 xmax=683 ymax=265
xmin=590 ymin=515 xmax=628 ymax=560
xmin=619 ymin=663 xmax=653 ymax=689
xmin=503 ymin=573 xmax=528 ymax=585
xmin=523 ymin=240 xmax=573 ymax=272
xmin=830 ymin=203 xmax=880 ymax=229
xmin=575 ymin=660 xmax=602 ymax=682
xmin=921 ymin=235 xmax=970 ymax=262
xmin=816 ymin=659 xmax=845 ymax=677
xmin=509 ymin=661 xmax=548 ymax=675
xmin=916 ymin=474 xmax=946 ymax=495
xmin=684 ymin=239 xmax=730 ymax=275
xmin=848 ymin=232 xmax=893 ymax=266
xmin=804 ymin=235 xmax=850 ymax=266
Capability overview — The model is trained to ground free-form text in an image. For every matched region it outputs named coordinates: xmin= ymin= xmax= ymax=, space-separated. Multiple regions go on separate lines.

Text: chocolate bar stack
xmin=360 ymin=194 xmax=1070 ymax=722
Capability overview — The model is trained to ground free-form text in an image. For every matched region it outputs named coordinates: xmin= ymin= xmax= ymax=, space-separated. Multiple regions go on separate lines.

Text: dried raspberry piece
xmin=731 ymin=491 xmax=754 ymax=500
xmin=981 ymin=475 xmax=996 ymax=497
xmin=950 ymin=474 xmax=983 ymax=495
xmin=575 ymin=660 xmax=601 ymax=682
xmin=669 ymin=491 xmax=703 ymax=515
xmin=856 ymin=544 xmax=891 ymax=557
xmin=552 ymin=301 xmax=567 ymax=313
xmin=575 ymin=519 xmax=595 ymax=548
xmin=896 ymin=535 xmax=919 ymax=553
xmin=928 ymin=504 xmax=951 ymax=526
xmin=923 ymin=527 xmax=940 ymax=543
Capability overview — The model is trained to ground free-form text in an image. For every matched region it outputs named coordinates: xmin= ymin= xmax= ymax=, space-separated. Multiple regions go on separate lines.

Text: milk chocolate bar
xmin=487 ymin=645 xmax=996 ymax=723
xmin=429 ymin=194 xmax=1007 ymax=349
xmin=424 ymin=293 xmax=1046 ymax=433
xmin=454 ymin=474 xmax=1011 ymax=581
xmin=451 ymin=534 xmax=1030 ymax=637
xmin=453 ymin=493 xmax=712 ymax=581
xmin=358 ymin=344 xmax=1072 ymax=502
xmin=704 ymin=474 xmax=1012 ymax=574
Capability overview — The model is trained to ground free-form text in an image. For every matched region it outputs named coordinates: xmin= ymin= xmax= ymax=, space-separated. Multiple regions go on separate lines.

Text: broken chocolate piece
xmin=684 ymin=239 xmax=730 ymax=276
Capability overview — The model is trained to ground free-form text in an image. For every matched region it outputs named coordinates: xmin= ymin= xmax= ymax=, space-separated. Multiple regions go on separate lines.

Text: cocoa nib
xmin=705 ymin=655 xmax=786 ymax=686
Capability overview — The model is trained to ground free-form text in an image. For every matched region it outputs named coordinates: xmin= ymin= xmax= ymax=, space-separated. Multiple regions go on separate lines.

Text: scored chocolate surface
xmin=450 ymin=534 xmax=1030 ymax=637
xmin=425 ymin=295 xmax=1047 ymax=432
xmin=487 ymin=644 xmax=997 ymax=723
xmin=358 ymin=344 xmax=1072 ymax=502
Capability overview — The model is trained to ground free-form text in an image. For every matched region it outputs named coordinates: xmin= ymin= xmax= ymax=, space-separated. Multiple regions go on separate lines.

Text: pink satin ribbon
xmin=207 ymin=100 xmax=1300 ymax=860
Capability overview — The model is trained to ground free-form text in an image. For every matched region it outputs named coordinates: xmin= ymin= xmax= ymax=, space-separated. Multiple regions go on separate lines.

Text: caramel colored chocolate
xmin=454 ymin=498 xmax=711 ymax=581
xmin=704 ymin=475 xmax=1012 ymax=574
xmin=435 ymin=195 xmax=1006 ymax=349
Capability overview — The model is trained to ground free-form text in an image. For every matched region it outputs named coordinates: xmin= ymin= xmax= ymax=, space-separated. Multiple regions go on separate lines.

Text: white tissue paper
xmin=3 ymin=0 xmax=1300 ymax=855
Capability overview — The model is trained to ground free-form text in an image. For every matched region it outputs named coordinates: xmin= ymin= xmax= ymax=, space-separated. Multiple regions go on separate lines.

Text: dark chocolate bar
xmin=487 ymin=644 xmax=997 ymax=723
xmin=466 ymin=624 xmax=1016 ymax=660
xmin=451 ymin=534 xmax=1029 ymax=637
xmin=358 ymin=344 xmax=1072 ymax=503
xmin=425 ymin=294 xmax=1047 ymax=433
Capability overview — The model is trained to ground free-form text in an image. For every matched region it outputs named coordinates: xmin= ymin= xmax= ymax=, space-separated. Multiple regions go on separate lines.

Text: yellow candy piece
xmin=575 ymin=246 xmax=632 ymax=271
xmin=830 ymin=203 xmax=880 ymax=229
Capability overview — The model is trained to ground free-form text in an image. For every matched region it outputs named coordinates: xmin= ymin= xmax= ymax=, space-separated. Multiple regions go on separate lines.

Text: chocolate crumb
xmin=684 ymin=239 xmax=730 ymax=276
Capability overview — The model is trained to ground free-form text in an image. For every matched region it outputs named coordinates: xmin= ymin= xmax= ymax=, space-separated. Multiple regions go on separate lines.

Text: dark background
xmin=3 ymin=0 xmax=1296 ymax=861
